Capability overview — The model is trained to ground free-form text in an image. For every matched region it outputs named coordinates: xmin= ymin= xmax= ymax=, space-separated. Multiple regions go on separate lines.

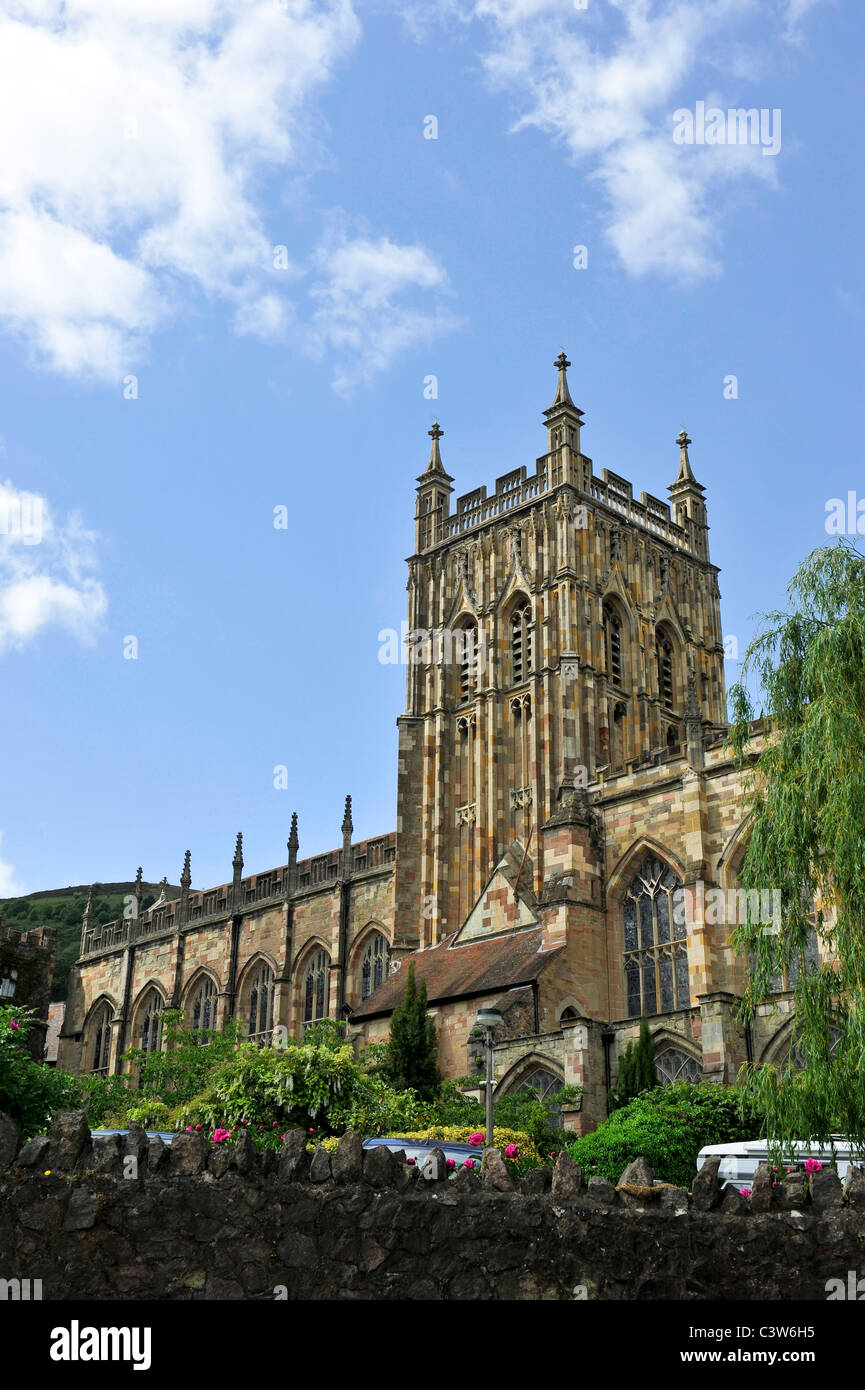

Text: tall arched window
xmin=91 ymin=1003 xmax=112 ymax=1075
xmin=303 ymin=949 xmax=330 ymax=1031
xmin=361 ymin=933 xmax=390 ymax=1000
xmin=139 ymin=989 xmax=163 ymax=1055
xmin=511 ymin=599 xmax=532 ymax=686
xmin=191 ymin=977 xmax=217 ymax=1041
xmin=655 ymin=1047 xmax=702 ymax=1085
xmin=512 ymin=1067 xmax=565 ymax=1128
xmin=248 ymin=962 xmax=274 ymax=1043
xmin=656 ymin=630 xmax=675 ymax=710
xmin=623 ymin=855 xmax=688 ymax=1018
xmin=456 ymin=621 xmax=479 ymax=701
xmin=603 ymin=602 xmax=623 ymax=686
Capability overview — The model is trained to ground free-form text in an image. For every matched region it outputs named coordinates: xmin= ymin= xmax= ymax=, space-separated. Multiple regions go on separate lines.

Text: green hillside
xmin=0 ymin=883 xmax=175 ymax=1002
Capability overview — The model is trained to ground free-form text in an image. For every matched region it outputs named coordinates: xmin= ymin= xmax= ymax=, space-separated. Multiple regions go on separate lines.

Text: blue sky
xmin=0 ymin=0 xmax=862 ymax=896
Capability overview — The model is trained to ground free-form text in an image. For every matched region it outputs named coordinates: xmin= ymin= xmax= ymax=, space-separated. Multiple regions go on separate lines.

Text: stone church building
xmin=59 ymin=354 xmax=807 ymax=1132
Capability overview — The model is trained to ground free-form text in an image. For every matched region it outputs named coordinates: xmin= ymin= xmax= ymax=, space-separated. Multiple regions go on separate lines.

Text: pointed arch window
xmin=511 ymin=599 xmax=532 ymax=686
xmin=603 ymin=602 xmax=624 ymax=686
xmin=657 ymin=631 xmax=675 ymax=710
xmin=457 ymin=621 xmax=479 ymax=701
xmin=248 ymin=962 xmax=274 ymax=1044
xmin=91 ymin=1003 xmax=112 ymax=1075
xmin=361 ymin=933 xmax=390 ymax=1001
xmin=623 ymin=856 xmax=688 ymax=1018
xmin=655 ymin=1047 xmax=702 ymax=1085
xmin=139 ymin=989 xmax=163 ymax=1055
xmin=191 ymin=977 xmax=218 ymax=1042
xmin=303 ymin=949 xmax=330 ymax=1031
xmin=512 ymin=1066 xmax=565 ymax=1128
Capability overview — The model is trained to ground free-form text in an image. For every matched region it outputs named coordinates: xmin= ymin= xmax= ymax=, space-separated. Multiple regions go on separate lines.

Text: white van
xmin=696 ymin=1137 xmax=865 ymax=1191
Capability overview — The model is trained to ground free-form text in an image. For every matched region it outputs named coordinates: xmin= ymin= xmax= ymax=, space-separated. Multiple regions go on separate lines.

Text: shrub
xmin=0 ymin=1005 xmax=80 ymax=1138
xmin=566 ymin=1082 xmax=765 ymax=1189
xmin=383 ymin=963 xmax=442 ymax=1103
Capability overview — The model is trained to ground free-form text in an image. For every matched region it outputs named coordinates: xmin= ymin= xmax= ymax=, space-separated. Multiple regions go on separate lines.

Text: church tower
xmin=393 ymin=355 xmax=727 ymax=949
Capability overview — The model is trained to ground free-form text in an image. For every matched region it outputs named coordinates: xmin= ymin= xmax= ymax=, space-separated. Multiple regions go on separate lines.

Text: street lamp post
xmin=476 ymin=1008 xmax=503 ymax=1148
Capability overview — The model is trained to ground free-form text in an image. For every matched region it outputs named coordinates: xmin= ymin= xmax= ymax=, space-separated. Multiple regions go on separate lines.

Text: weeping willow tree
xmin=728 ymin=538 xmax=865 ymax=1151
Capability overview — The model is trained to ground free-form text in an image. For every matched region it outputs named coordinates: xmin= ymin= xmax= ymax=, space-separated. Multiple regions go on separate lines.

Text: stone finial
xmin=133 ymin=866 xmax=143 ymax=907
xmin=287 ymin=811 xmax=299 ymax=854
xmin=420 ymin=420 xmax=447 ymax=478
xmin=342 ymin=794 xmax=353 ymax=838
xmin=550 ymin=350 xmax=574 ymax=408
xmin=82 ymin=885 xmax=94 ymax=927
xmin=180 ymin=850 xmax=191 ymax=891
xmin=232 ymin=832 xmax=243 ymax=873
xmin=673 ymin=428 xmax=699 ymax=486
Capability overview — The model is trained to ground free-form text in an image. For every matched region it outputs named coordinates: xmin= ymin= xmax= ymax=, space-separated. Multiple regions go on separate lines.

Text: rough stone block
xmin=147 ymin=1136 xmax=169 ymax=1174
xmin=810 ymin=1167 xmax=843 ymax=1208
xmin=230 ymin=1129 xmax=259 ymax=1179
xmin=363 ymin=1144 xmax=399 ymax=1189
xmin=551 ymin=1151 xmax=584 ymax=1198
xmin=278 ymin=1130 xmax=309 ymax=1182
xmin=618 ymin=1156 xmax=654 ymax=1188
xmin=90 ymin=1134 xmax=123 ymax=1174
xmin=47 ymin=1110 xmax=91 ymax=1171
xmin=691 ymin=1155 xmax=721 ymax=1211
xmin=522 ymin=1166 xmax=552 ymax=1195
xmin=171 ymin=1130 xmax=207 ymax=1175
xmin=481 ymin=1148 xmax=514 ymax=1192
xmin=843 ymin=1164 xmax=865 ymax=1208
xmin=332 ymin=1132 xmax=364 ymax=1185
xmin=719 ymin=1184 xmax=749 ymax=1214
xmin=309 ymin=1146 xmax=332 ymax=1183
xmin=585 ymin=1175 xmax=617 ymax=1205
xmin=749 ymin=1162 xmax=774 ymax=1213
xmin=0 ymin=1111 xmax=21 ymax=1172
xmin=15 ymin=1135 xmax=50 ymax=1169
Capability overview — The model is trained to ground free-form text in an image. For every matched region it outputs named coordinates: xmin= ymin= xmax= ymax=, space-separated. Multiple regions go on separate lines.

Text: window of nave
xmin=303 ymin=949 xmax=330 ymax=1031
xmin=603 ymin=601 xmax=624 ymax=687
xmin=248 ymin=962 xmax=275 ymax=1044
xmin=138 ymin=988 xmax=164 ymax=1054
xmin=456 ymin=619 xmax=479 ymax=702
xmin=655 ymin=1046 xmax=702 ymax=1085
xmin=623 ymin=855 xmax=690 ymax=1018
xmin=656 ymin=627 xmax=676 ymax=711
xmin=191 ymin=977 xmax=217 ymax=1042
xmin=90 ymin=1002 xmax=112 ymax=1075
xmin=361 ymin=933 xmax=390 ymax=1001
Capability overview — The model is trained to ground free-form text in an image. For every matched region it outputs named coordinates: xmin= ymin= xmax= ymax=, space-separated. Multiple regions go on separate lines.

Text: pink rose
xmin=504 ymin=1143 xmax=518 ymax=1159
xmin=258 ymin=1126 xmax=264 ymax=1132
xmin=407 ymin=1157 xmax=416 ymax=1165
xmin=309 ymin=1127 xmax=315 ymax=1133
xmin=273 ymin=1122 xmax=278 ymax=1128
xmin=8 ymin=1020 xmax=20 ymax=1031
xmin=463 ymin=1158 xmax=475 ymax=1169
xmin=468 ymin=1132 xmax=484 ymax=1146
xmin=739 ymin=1187 xmax=751 ymax=1196
xmin=445 ymin=1158 xmax=455 ymax=1170
xmin=195 ymin=1124 xmax=202 ymax=1131
xmin=211 ymin=1128 xmax=231 ymax=1143
xmin=804 ymin=1158 xmax=822 ymax=1174
xmin=186 ymin=1126 xmax=193 ymax=1132
xmin=281 ymin=1134 xmax=286 ymax=1141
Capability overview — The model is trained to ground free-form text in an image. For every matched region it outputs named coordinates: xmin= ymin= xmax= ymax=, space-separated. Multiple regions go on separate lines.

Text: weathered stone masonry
xmin=3 ymin=1112 xmax=865 ymax=1302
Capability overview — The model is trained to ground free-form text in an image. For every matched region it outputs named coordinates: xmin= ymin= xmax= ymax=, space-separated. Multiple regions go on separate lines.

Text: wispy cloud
xmin=0 ymin=480 xmax=107 ymax=655
xmin=443 ymin=0 xmax=813 ymax=281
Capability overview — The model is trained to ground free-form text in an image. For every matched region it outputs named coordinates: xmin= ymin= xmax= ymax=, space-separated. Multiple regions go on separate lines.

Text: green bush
xmin=0 ymin=1005 xmax=80 ymax=1138
xmin=566 ymin=1082 xmax=765 ymax=1188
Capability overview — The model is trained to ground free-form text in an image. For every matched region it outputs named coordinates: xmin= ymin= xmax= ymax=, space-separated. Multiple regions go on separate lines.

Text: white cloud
xmin=0 ymin=480 xmax=107 ymax=655
xmin=0 ymin=0 xmax=362 ymax=378
xmin=451 ymin=0 xmax=807 ymax=281
xmin=307 ymin=228 xmax=463 ymax=396
xmin=0 ymin=831 xmax=24 ymax=898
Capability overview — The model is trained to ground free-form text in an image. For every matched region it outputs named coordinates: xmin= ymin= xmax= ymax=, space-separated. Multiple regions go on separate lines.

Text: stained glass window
xmin=623 ymin=856 xmax=688 ymax=1018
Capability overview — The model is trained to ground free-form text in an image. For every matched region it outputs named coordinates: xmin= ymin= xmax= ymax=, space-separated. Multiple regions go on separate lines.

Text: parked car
xmin=362 ymin=1136 xmax=483 ymax=1176
xmin=697 ymin=1137 xmax=865 ymax=1191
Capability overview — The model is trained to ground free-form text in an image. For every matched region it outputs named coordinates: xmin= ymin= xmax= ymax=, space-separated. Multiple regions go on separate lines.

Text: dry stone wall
xmin=1 ymin=1112 xmax=864 ymax=1301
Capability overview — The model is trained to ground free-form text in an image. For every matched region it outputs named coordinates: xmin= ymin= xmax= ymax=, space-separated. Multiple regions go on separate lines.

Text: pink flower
xmin=309 ymin=1127 xmax=315 ymax=1133
xmin=406 ymin=1157 xmax=416 ymax=1165
xmin=186 ymin=1126 xmax=193 ymax=1132
xmin=211 ymin=1128 xmax=231 ymax=1143
xmin=550 ymin=1151 xmax=557 ymax=1159
xmin=231 ymin=1126 xmax=237 ymax=1132
xmin=445 ymin=1158 xmax=456 ymax=1170
xmin=504 ymin=1144 xmax=519 ymax=1159
xmin=195 ymin=1124 xmax=202 ymax=1131
xmin=739 ymin=1187 xmax=751 ymax=1196
xmin=468 ymin=1132 xmax=484 ymax=1147
xmin=281 ymin=1134 xmax=286 ymax=1141
xmin=8 ymin=1020 xmax=20 ymax=1031
xmin=463 ymin=1158 xmax=475 ymax=1169
xmin=273 ymin=1122 xmax=278 ymax=1128
xmin=772 ymin=1181 xmax=778 ymax=1187
xmin=258 ymin=1126 xmax=264 ymax=1132
xmin=804 ymin=1158 xmax=822 ymax=1174
xmin=772 ymin=1165 xmax=777 ymax=1172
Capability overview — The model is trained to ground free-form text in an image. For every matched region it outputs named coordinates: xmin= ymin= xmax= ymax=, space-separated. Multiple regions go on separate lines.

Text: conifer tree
xmin=384 ymin=962 xmax=442 ymax=1103
xmin=729 ymin=539 xmax=865 ymax=1147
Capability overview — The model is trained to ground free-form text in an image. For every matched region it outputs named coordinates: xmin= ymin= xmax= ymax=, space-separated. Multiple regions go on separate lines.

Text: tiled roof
xmin=351 ymin=927 xmax=561 ymax=1020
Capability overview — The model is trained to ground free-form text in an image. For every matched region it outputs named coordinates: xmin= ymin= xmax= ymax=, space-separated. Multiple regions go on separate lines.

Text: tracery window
xmin=139 ymin=989 xmax=163 ymax=1055
xmin=623 ymin=856 xmax=689 ymax=1018
xmin=91 ymin=1003 xmax=112 ymax=1075
xmin=511 ymin=600 xmax=532 ymax=686
xmin=457 ymin=622 xmax=479 ymax=701
xmin=303 ymin=949 xmax=330 ymax=1030
xmin=191 ymin=977 xmax=217 ymax=1041
xmin=657 ymin=632 xmax=675 ymax=710
xmin=603 ymin=602 xmax=623 ymax=686
xmin=248 ymin=962 xmax=274 ymax=1044
xmin=512 ymin=1067 xmax=565 ymax=1128
xmin=361 ymin=933 xmax=390 ymax=1001
xmin=655 ymin=1047 xmax=702 ymax=1085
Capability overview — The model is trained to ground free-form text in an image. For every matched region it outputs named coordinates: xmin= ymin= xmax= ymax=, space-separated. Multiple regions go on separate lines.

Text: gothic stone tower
xmin=393 ymin=355 xmax=727 ymax=953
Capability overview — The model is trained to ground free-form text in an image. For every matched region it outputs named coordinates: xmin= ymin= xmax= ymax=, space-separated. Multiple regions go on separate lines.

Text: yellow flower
xmin=43 ymin=1170 xmax=52 ymax=1176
